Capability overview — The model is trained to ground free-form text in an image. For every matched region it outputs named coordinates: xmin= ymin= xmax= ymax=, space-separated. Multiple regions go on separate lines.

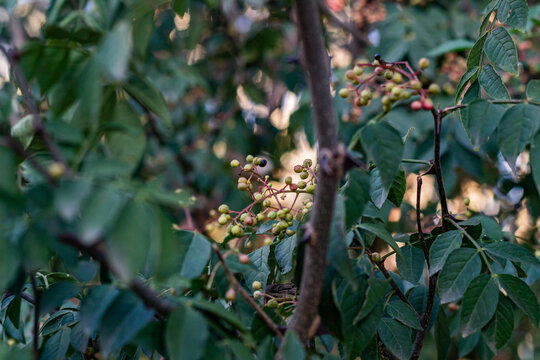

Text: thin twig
xmin=30 ymin=275 xmax=41 ymax=360
xmin=58 ymin=233 xmax=174 ymax=317
xmin=416 ymin=176 xmax=430 ymax=267
xmin=212 ymin=244 xmax=283 ymax=340
xmin=363 ymin=248 xmax=421 ymax=321
xmin=316 ymin=0 xmax=371 ymax=46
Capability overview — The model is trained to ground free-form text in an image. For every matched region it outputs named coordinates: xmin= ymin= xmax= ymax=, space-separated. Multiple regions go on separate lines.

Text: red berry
xmin=239 ymin=254 xmax=250 ymax=264
xmin=410 ymin=101 xmax=422 ymax=111
xmin=422 ymin=99 xmax=434 ymax=110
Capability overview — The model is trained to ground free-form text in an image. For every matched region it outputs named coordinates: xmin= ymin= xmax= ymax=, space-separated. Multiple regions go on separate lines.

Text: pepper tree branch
xmin=284 ymin=0 xmax=341 ymax=344
xmin=316 ymin=0 xmax=371 ymax=46
xmin=410 ymin=108 xmax=451 ymax=360
xmin=58 ymin=234 xmax=174 ymax=317
xmin=212 ymin=245 xmax=283 ymax=340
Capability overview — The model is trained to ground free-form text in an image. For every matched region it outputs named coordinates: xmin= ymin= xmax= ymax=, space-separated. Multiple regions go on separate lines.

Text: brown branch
xmin=410 ymin=108 xmax=451 ymax=360
xmin=4 ymin=289 xmax=36 ymax=305
xmin=58 ymin=234 xmax=174 ymax=317
xmin=212 ymin=245 xmax=283 ymax=340
xmin=30 ymin=275 xmax=41 ymax=360
xmin=283 ymin=0 xmax=341 ymax=346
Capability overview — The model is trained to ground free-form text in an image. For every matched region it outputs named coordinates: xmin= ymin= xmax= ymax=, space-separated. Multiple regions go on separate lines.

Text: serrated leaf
xmin=455 ymin=67 xmax=479 ymax=103
xmin=498 ymin=0 xmax=529 ymax=31
xmin=361 ymin=122 xmax=404 ymax=191
xmin=484 ymin=242 xmax=540 ymax=268
xmin=498 ymin=103 xmax=539 ymax=168
xmin=498 ymin=274 xmax=540 ymax=326
xmin=439 ymin=248 xmax=482 ymax=303
xmin=482 ymin=295 xmax=514 ymax=350
xmin=467 ymin=35 xmax=487 ymax=70
xmin=478 ymin=64 xmax=510 ymax=99
xmin=396 ymin=245 xmax=425 ymax=284
xmin=245 ymin=245 xmax=271 ymax=288
xmin=526 ymin=79 xmax=540 ymax=101
xmin=275 ymin=236 xmax=296 ymax=274
xmin=341 ymin=168 xmax=370 ymax=229
xmin=355 ymin=277 xmax=390 ymax=323
xmin=428 ymin=39 xmax=475 ymax=57
xmin=386 ymin=300 xmax=422 ymax=330
xmin=460 ymin=274 xmax=499 ymax=337
xmin=484 ymin=27 xmax=518 ymax=74
xmin=378 ymin=318 xmax=412 ymax=360
xmin=460 ymin=99 xmax=505 ymax=150
xmin=166 ymin=304 xmax=209 ymax=360
xmin=387 ymin=167 xmax=406 ymax=207
xmin=429 ymin=230 xmax=462 ymax=276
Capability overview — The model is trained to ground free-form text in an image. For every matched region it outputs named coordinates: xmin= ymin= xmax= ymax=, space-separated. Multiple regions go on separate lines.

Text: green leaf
xmin=439 ymin=248 xmax=482 ymax=303
xmin=172 ymin=0 xmax=189 ymax=15
xmin=99 ymin=292 xmax=154 ymax=356
xmin=124 ymin=74 xmax=172 ymax=127
xmin=176 ymin=230 xmax=212 ymax=278
xmin=435 ymin=311 xmax=451 ymax=360
xmin=245 ymin=245 xmax=271 ymax=288
xmin=526 ymin=79 xmax=540 ymax=101
xmin=460 ymin=274 xmax=499 ymax=337
xmin=455 ymin=67 xmax=479 ymax=103
xmin=78 ymin=187 xmax=125 ymax=245
xmin=531 ymin=129 xmax=540 ymax=194
xmin=484 ymin=27 xmax=518 ymax=74
xmin=428 ymin=39 xmax=475 ymax=57
xmin=460 ymin=99 xmax=505 ymax=150
xmin=328 ymin=195 xmax=354 ymax=281
xmin=346 ymin=303 xmax=383 ymax=357
xmin=484 ymin=242 xmax=540 ymax=268
xmin=80 ymin=285 xmax=120 ymax=337
xmin=396 ymin=245 xmax=425 ymax=284
xmin=280 ymin=331 xmax=305 ymax=360
xmin=355 ymin=277 xmax=390 ymax=323
xmin=361 ymin=122 xmax=404 ymax=191
xmin=54 ymin=179 xmax=92 ymax=221
xmin=97 ymin=21 xmax=132 ymax=80
xmin=107 ymin=200 xmax=156 ymax=280
xmin=498 ymin=0 xmax=529 ymax=31
xmin=429 ymin=230 xmax=462 ymax=276
xmin=0 ymin=236 xmax=20 ymax=295
xmin=166 ymin=305 xmax=209 ymax=360
xmin=341 ymin=169 xmax=370 ymax=229
xmin=498 ymin=274 xmax=540 ymax=326
xmin=11 ymin=114 xmax=35 ymax=149
xmin=387 ymin=167 xmax=406 ymax=207
xmin=482 ymin=295 xmax=514 ymax=350
xmin=458 ymin=332 xmax=481 ymax=358
xmin=275 ymin=235 xmax=296 ymax=274
xmin=498 ymin=103 xmax=539 ymax=168
xmin=467 ymin=35 xmax=487 ymax=70
xmin=378 ymin=318 xmax=412 ymax=360
xmin=386 ymin=300 xmax=422 ymax=330
xmin=41 ymin=327 xmax=71 ymax=360
xmin=40 ymin=281 xmax=81 ymax=315
xmin=358 ymin=219 xmax=403 ymax=263
xmin=478 ymin=64 xmax=510 ymax=99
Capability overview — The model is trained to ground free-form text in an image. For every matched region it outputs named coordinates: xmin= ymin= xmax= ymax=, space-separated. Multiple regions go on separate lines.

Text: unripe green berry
xmin=285 ymin=176 xmax=292 ymax=185
xmin=384 ymin=70 xmax=393 ymax=79
xmin=268 ymin=211 xmax=277 ymax=220
xmin=264 ymin=238 xmax=273 ymax=245
xmin=238 ymin=177 xmax=248 ymax=183
xmin=246 ymin=155 xmax=254 ymax=162
xmin=218 ymin=204 xmax=230 ymax=214
xmin=370 ymin=252 xmax=382 ymax=262
xmin=428 ymin=83 xmax=441 ymax=95
xmin=303 ymin=159 xmax=313 ymax=167
xmin=267 ymin=299 xmax=278 ymax=308
xmin=464 ymin=197 xmax=470 ymax=206
xmin=386 ymin=82 xmax=395 ymax=92
xmin=391 ymin=86 xmax=402 ymax=97
xmin=218 ymin=215 xmax=228 ymax=225
xmin=252 ymin=281 xmax=262 ymax=290
xmin=392 ymin=72 xmax=403 ymax=84
xmin=230 ymin=159 xmax=240 ymax=168
xmin=360 ymin=89 xmax=372 ymax=100
xmin=231 ymin=225 xmax=244 ymax=237
xmin=382 ymin=95 xmax=391 ymax=106
xmin=254 ymin=193 xmax=263 ymax=201
xmin=297 ymin=181 xmax=307 ymax=189
xmin=354 ymin=66 xmax=363 ymax=76
xmin=300 ymin=171 xmax=309 ymax=180
xmin=306 ymin=184 xmax=316 ymax=194
xmin=253 ymin=290 xmax=263 ymax=299
xmin=410 ymin=80 xmax=422 ymax=91
xmin=286 ymin=229 xmax=295 ymax=236
xmin=345 ymin=70 xmax=356 ymax=81
xmin=253 ymin=157 xmax=262 ymax=165
xmin=238 ymin=182 xmax=249 ymax=191
xmin=244 ymin=164 xmax=253 ymax=171
xmin=263 ymin=199 xmax=271 ymax=207
xmin=257 ymin=213 xmax=265 ymax=222
xmin=294 ymin=165 xmax=303 ymax=173
xmin=277 ymin=210 xmax=286 ymax=219
xmin=286 ymin=213 xmax=293 ymax=221
xmin=419 ymin=57 xmax=430 ymax=70
xmin=339 ymin=88 xmax=349 ymax=98
xmin=240 ymin=213 xmax=248 ymax=221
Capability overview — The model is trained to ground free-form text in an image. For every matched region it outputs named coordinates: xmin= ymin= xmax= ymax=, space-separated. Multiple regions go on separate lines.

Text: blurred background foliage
xmin=0 ymin=0 xmax=540 ymax=359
